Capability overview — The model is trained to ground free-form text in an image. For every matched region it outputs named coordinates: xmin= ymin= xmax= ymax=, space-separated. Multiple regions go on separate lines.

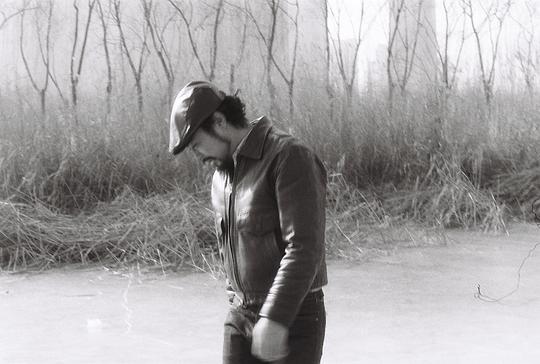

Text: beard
xmin=204 ymin=156 xmax=234 ymax=177
xmin=216 ymin=158 xmax=234 ymax=176
xmin=199 ymin=126 xmax=235 ymax=177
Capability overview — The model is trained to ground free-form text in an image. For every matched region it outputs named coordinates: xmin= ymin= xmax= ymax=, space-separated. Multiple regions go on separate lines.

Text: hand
xmin=251 ymin=317 xmax=289 ymax=362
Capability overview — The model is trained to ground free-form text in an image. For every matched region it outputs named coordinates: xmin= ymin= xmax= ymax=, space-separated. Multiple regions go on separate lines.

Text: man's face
xmin=189 ymin=125 xmax=234 ymax=174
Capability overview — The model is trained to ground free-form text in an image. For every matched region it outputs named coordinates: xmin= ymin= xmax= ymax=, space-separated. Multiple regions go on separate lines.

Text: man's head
xmin=169 ymin=81 xmax=249 ymax=174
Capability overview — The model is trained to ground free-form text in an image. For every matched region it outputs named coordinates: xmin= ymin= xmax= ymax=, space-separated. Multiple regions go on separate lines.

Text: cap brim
xmin=172 ymin=140 xmax=189 ymax=155
xmin=171 ymin=124 xmax=199 ymax=155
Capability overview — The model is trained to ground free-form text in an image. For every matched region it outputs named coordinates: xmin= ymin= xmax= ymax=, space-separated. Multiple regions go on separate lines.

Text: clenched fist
xmin=251 ymin=317 xmax=289 ymax=362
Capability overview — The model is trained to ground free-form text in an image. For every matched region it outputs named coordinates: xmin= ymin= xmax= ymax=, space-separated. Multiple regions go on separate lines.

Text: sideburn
xmin=204 ymin=124 xmax=229 ymax=144
xmin=203 ymin=121 xmax=235 ymax=177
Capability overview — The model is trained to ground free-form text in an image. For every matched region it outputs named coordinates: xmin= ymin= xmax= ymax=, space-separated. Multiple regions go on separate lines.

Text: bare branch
xmin=244 ymin=0 xmax=299 ymax=117
xmin=19 ymin=0 xmax=55 ymax=116
xmin=1 ymin=8 xmax=31 ymax=30
xmin=69 ymin=0 xmax=96 ymax=111
xmin=167 ymin=0 xmax=210 ymax=79
xmin=510 ymin=0 xmax=538 ymax=95
xmin=77 ymin=1 xmax=96 ymax=78
xmin=142 ymin=0 xmax=172 ymax=83
xmin=328 ymin=0 xmax=367 ymax=102
xmin=244 ymin=0 xmax=269 ymax=48
xmin=386 ymin=0 xmax=406 ymax=105
xmin=464 ymin=0 xmax=511 ymax=105
xmin=19 ymin=6 xmax=39 ymax=93
xmin=113 ymin=0 xmax=149 ymax=116
xmin=96 ymin=0 xmax=113 ymax=117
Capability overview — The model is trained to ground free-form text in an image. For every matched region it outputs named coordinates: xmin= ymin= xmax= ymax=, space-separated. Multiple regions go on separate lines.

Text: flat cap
xmin=169 ymin=81 xmax=225 ymax=155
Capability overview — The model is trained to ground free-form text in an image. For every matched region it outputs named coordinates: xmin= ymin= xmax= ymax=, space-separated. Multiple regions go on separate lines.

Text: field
xmin=1 ymin=86 xmax=539 ymax=271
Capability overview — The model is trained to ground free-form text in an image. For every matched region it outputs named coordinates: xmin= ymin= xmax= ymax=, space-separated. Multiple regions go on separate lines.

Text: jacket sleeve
xmin=258 ymin=143 xmax=327 ymax=327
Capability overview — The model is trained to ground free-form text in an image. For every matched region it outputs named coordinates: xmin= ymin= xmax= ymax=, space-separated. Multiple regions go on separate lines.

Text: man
xmin=169 ymin=81 xmax=327 ymax=363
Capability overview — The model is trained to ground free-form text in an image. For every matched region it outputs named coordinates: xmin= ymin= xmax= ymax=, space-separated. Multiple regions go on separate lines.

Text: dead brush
xmin=491 ymin=165 xmax=540 ymax=219
xmin=325 ymin=173 xmax=449 ymax=260
xmin=0 ymin=187 xmax=222 ymax=274
xmin=383 ymin=155 xmax=507 ymax=232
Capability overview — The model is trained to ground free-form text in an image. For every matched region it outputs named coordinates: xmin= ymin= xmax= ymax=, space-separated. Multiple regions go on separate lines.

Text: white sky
xmin=327 ymin=0 xmax=540 ymax=89
xmin=1 ymin=0 xmax=539 ymax=91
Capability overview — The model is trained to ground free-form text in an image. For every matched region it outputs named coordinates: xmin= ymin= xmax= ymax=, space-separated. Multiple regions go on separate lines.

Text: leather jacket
xmin=211 ymin=116 xmax=327 ymax=327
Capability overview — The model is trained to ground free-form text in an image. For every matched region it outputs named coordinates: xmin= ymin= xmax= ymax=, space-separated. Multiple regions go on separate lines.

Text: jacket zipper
xmin=225 ymin=168 xmax=246 ymax=305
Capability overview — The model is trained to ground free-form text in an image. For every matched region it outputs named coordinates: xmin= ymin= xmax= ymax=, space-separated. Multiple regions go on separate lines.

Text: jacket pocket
xmin=235 ymin=211 xmax=282 ymax=292
xmin=237 ymin=210 xmax=278 ymax=236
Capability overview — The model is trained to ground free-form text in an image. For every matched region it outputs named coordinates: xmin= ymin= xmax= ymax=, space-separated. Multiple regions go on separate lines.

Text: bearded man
xmin=169 ymin=81 xmax=327 ymax=364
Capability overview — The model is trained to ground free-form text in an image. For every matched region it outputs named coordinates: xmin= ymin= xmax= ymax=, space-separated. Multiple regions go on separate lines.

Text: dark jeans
xmin=223 ymin=290 xmax=326 ymax=364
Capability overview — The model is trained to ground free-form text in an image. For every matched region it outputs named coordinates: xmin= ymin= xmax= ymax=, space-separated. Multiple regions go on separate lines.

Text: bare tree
xmin=424 ymin=0 xmax=467 ymax=94
xmin=464 ymin=0 xmax=511 ymax=141
xmin=21 ymin=2 xmax=67 ymax=109
xmin=142 ymin=0 xmax=176 ymax=107
xmin=112 ymin=0 xmax=150 ymax=120
xmin=96 ymin=0 xmax=113 ymax=120
xmin=512 ymin=1 xmax=539 ymax=98
xmin=70 ymin=0 xmax=97 ymax=121
xmin=245 ymin=0 xmax=300 ymax=119
xmin=227 ymin=5 xmax=249 ymax=95
xmin=244 ymin=0 xmax=278 ymax=115
xmin=322 ymin=0 xmax=334 ymax=120
xmin=19 ymin=1 xmax=54 ymax=117
xmin=386 ymin=0 xmax=406 ymax=109
xmin=464 ymin=0 xmax=511 ymax=107
xmin=329 ymin=1 xmax=365 ymax=106
xmin=394 ymin=0 xmax=424 ymax=97
xmin=168 ymin=0 xmax=224 ymax=82
xmin=1 ymin=7 xmax=34 ymax=107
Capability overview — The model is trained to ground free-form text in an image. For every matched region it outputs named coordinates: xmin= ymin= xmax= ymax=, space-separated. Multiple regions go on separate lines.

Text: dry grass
xmin=1 ymin=177 xmax=452 ymax=272
xmin=325 ymin=172 xmax=453 ymax=261
xmin=0 ymin=187 xmax=221 ymax=273
xmin=383 ymin=154 xmax=507 ymax=232
xmin=0 ymin=88 xmax=539 ymax=271
xmin=492 ymin=165 xmax=540 ymax=219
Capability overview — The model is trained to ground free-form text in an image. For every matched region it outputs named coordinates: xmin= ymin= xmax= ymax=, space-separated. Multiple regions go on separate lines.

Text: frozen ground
xmin=1 ymin=223 xmax=539 ymax=364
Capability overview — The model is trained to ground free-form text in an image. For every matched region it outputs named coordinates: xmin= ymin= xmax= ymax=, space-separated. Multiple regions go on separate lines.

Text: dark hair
xmin=200 ymin=95 xmax=248 ymax=133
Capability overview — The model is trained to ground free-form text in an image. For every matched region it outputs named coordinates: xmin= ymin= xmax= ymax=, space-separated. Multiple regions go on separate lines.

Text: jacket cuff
xmin=258 ymin=290 xmax=308 ymax=327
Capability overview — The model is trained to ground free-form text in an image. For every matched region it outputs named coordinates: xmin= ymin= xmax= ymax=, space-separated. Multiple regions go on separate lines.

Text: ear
xmin=212 ymin=111 xmax=228 ymax=130
xmin=206 ymin=111 xmax=231 ymax=141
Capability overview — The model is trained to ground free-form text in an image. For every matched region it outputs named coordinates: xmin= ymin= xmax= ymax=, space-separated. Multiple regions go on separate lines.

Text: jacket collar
xmin=237 ymin=117 xmax=272 ymax=160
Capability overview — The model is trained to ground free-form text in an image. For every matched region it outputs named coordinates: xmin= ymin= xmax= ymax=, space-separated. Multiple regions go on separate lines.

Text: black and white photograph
xmin=1 ymin=0 xmax=539 ymax=363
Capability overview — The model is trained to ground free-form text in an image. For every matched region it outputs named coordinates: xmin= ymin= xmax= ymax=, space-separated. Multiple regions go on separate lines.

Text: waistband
xmin=228 ymin=286 xmax=324 ymax=308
